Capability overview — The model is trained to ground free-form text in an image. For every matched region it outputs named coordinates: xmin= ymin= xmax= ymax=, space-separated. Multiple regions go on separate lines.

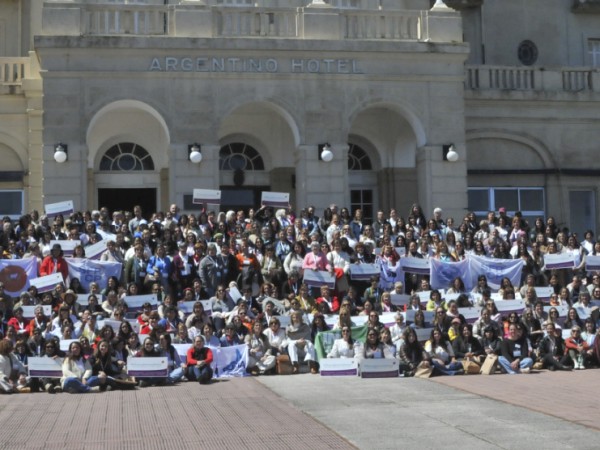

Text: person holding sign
xmin=39 ymin=244 xmax=69 ymax=282
xmin=61 ymin=341 xmax=102 ymax=393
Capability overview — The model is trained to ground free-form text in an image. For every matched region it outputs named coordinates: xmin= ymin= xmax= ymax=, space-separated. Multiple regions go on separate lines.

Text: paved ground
xmin=0 ymin=379 xmax=353 ymax=450
xmin=432 ymin=369 xmax=600 ymax=431
xmin=259 ymin=370 xmax=600 ymax=450
xmin=0 ymin=370 xmax=598 ymax=449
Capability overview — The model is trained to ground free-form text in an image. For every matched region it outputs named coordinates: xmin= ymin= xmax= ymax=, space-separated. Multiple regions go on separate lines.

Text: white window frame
xmin=468 ymin=187 xmax=545 ymax=220
xmin=589 ymin=39 xmax=600 ymax=68
xmin=0 ymin=190 xmax=24 ymax=220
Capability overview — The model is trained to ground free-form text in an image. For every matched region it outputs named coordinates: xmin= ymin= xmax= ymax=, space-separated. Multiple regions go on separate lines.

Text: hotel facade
xmin=1 ymin=0 xmax=599 ymax=235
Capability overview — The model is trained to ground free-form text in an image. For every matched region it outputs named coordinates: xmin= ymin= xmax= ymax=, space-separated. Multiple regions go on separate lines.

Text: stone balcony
xmin=0 ymin=57 xmax=32 ymax=95
xmin=572 ymin=0 xmax=600 ymax=13
xmin=40 ymin=1 xmax=463 ymax=42
xmin=465 ymin=65 xmax=600 ymax=94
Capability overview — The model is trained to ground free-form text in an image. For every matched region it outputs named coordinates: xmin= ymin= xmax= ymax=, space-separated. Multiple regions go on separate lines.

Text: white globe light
xmin=321 ymin=146 xmax=333 ymax=162
xmin=189 ymin=149 xmax=202 ymax=164
xmin=446 ymin=146 xmax=459 ymax=162
xmin=54 ymin=148 xmax=67 ymax=163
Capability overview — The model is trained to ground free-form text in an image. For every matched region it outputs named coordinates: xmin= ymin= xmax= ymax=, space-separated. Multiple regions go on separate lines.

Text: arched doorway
xmin=96 ymin=142 xmax=157 ymax=216
xmin=219 ymin=142 xmax=268 ymax=212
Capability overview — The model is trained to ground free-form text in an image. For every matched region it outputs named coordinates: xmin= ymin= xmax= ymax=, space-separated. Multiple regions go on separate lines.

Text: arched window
xmin=219 ymin=142 xmax=265 ymax=171
xmin=348 ymin=143 xmax=372 ymax=171
xmin=99 ymin=142 xmax=154 ymax=171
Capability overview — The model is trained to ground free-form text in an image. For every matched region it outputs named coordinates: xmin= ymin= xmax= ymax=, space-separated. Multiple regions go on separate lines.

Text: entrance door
xmin=98 ymin=188 xmax=157 ymax=217
xmin=220 ymin=186 xmax=270 ymax=213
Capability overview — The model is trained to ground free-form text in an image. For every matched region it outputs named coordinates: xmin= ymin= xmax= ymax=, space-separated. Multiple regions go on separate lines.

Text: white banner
xmin=303 ymin=270 xmax=336 ymax=289
xmin=534 ymin=287 xmax=554 ymax=301
xmin=86 ymin=240 xmax=108 ymax=260
xmin=45 ymin=200 xmax=74 ymax=218
xmin=349 ymin=263 xmax=380 ymax=280
xmin=429 ymin=259 xmax=470 ymax=290
xmin=124 ymin=294 xmax=159 ymax=310
xmin=585 ymin=255 xmax=600 ymax=272
xmin=544 ymin=253 xmax=576 ymax=270
xmin=50 ymin=240 xmax=80 ymax=257
xmin=400 ymin=257 xmax=430 ymax=275
xmin=192 ymin=189 xmax=221 ymax=205
xmin=214 ymin=344 xmax=248 ymax=378
xmin=29 ymin=273 xmax=64 ymax=293
xmin=495 ymin=299 xmax=526 ymax=315
xmin=261 ymin=191 xmax=290 ymax=208
xmin=468 ymin=255 xmax=523 ymax=291
xmin=66 ymin=258 xmax=122 ymax=291
xmin=390 ymin=294 xmax=411 ymax=307
xmin=0 ymin=257 xmax=39 ymax=296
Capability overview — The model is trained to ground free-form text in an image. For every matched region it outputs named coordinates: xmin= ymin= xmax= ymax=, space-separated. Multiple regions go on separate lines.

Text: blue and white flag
xmin=214 ymin=344 xmax=248 ymax=378
xmin=0 ymin=257 xmax=38 ymax=296
xmin=429 ymin=258 xmax=470 ymax=290
xmin=468 ymin=255 xmax=523 ymax=291
xmin=66 ymin=258 xmax=122 ymax=291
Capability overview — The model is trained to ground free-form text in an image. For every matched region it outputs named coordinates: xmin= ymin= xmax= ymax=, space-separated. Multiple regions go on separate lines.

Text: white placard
xmin=390 ymin=294 xmax=411 ymax=307
xmin=192 ymin=189 xmax=221 ymax=205
xmin=45 ymin=200 xmax=74 ymax=218
xmin=86 ymin=240 xmax=108 ymax=260
xmin=585 ymin=255 xmax=600 ymax=272
xmin=443 ymin=293 xmax=461 ymax=302
xmin=349 ymin=264 xmax=380 ymax=280
xmin=544 ymin=305 xmax=569 ymax=318
xmin=123 ymin=294 xmax=159 ymax=310
xmin=28 ymin=356 xmax=64 ymax=378
xmin=414 ymin=327 xmax=434 ymax=342
xmin=395 ymin=247 xmax=406 ymax=257
xmin=534 ymin=287 xmax=554 ymax=300
xmin=405 ymin=310 xmax=435 ymax=324
xmin=320 ymin=358 xmax=358 ymax=376
xmin=303 ymin=270 xmax=336 ymax=289
xmin=126 ymin=357 xmax=168 ymax=378
xmin=228 ymin=286 xmax=242 ymax=303
xmin=400 ymin=257 xmax=430 ymax=275
xmin=458 ymin=307 xmax=481 ymax=323
xmin=59 ymin=339 xmax=78 ymax=352
xmin=21 ymin=305 xmax=52 ymax=321
xmin=261 ymin=191 xmax=290 ymax=208
xmin=103 ymin=319 xmax=123 ymax=332
xmin=29 ymin=273 xmax=64 ymax=293
xmin=359 ymin=358 xmax=398 ymax=378
xmin=50 ymin=240 xmax=80 ymax=257
xmin=495 ymin=299 xmax=526 ymax=314
xmin=177 ymin=300 xmax=213 ymax=316
xmin=544 ymin=253 xmax=576 ymax=270
xmin=379 ymin=312 xmax=397 ymax=327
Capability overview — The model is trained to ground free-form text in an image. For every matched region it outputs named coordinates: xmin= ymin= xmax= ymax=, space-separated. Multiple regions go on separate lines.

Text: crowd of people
xmin=0 ymin=201 xmax=599 ymax=393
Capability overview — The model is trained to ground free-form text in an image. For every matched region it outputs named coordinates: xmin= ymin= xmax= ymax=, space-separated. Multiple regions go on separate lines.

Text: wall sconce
xmin=188 ymin=143 xmax=202 ymax=164
xmin=318 ymin=143 xmax=333 ymax=162
xmin=54 ymin=143 xmax=68 ymax=163
xmin=443 ymin=144 xmax=459 ymax=162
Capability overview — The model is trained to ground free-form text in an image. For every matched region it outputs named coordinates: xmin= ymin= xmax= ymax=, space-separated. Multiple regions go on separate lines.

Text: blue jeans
xmin=431 ymin=360 xmax=463 ymax=376
xmin=187 ymin=365 xmax=213 ymax=384
xmin=63 ymin=376 xmax=101 ymax=393
xmin=169 ymin=367 xmax=184 ymax=383
xmin=498 ymin=356 xmax=533 ymax=374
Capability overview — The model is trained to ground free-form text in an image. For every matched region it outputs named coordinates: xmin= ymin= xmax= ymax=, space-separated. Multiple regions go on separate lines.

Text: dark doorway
xmin=220 ymin=186 xmax=270 ymax=213
xmin=98 ymin=188 xmax=157 ymax=218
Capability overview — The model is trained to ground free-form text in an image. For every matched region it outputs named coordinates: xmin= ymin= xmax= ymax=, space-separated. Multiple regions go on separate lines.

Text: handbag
xmin=414 ymin=361 xmax=433 ymax=378
xmin=480 ymin=354 xmax=498 ymax=375
xmin=461 ymin=359 xmax=481 ymax=375
xmin=276 ymin=355 xmax=294 ymax=375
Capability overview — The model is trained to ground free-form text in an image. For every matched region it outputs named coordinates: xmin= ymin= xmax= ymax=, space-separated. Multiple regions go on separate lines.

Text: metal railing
xmin=215 ymin=8 xmax=299 ymax=37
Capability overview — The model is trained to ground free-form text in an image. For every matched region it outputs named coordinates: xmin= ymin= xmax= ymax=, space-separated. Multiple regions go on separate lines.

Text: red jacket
xmin=316 ymin=295 xmax=340 ymax=314
xmin=186 ymin=346 xmax=213 ymax=366
xmin=39 ymin=255 xmax=69 ymax=282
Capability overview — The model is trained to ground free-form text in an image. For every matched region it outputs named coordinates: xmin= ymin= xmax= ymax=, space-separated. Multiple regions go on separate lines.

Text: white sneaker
xmin=521 ymin=368 xmax=531 ymax=374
